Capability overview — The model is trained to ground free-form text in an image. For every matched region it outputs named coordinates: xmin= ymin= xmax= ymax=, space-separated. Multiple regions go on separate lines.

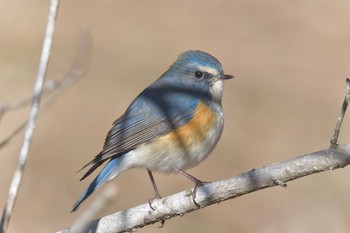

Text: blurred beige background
xmin=1 ymin=1 xmax=350 ymax=233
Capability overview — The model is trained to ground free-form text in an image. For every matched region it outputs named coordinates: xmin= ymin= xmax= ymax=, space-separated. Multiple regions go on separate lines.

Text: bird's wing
xmin=79 ymin=95 xmax=199 ymax=180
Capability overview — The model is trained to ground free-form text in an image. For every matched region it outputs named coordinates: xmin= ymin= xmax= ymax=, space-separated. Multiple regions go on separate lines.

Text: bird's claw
xmin=148 ymin=194 xmax=161 ymax=211
xmin=148 ymin=198 xmax=157 ymax=211
xmin=192 ymin=180 xmax=209 ymax=207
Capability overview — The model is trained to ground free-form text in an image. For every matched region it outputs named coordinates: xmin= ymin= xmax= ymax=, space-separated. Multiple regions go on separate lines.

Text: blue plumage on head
xmin=170 ymin=50 xmax=223 ymax=74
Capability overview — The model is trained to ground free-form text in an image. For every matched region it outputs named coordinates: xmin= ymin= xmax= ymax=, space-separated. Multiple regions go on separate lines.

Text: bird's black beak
xmin=217 ymin=74 xmax=234 ymax=80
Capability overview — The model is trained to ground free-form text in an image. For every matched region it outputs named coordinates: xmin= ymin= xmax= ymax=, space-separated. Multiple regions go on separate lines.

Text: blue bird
xmin=71 ymin=50 xmax=233 ymax=212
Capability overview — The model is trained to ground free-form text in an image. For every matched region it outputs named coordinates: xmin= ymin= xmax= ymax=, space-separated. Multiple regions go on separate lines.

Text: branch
xmin=58 ymin=145 xmax=350 ymax=233
xmin=57 ymin=80 xmax=350 ymax=233
xmin=0 ymin=1 xmax=60 ymax=232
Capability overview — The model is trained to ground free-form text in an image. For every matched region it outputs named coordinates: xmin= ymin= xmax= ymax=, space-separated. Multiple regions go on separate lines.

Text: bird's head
xmin=168 ymin=50 xmax=233 ymax=103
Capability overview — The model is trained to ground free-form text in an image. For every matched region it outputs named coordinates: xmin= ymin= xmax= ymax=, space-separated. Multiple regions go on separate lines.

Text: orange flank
xmin=163 ymin=101 xmax=216 ymax=147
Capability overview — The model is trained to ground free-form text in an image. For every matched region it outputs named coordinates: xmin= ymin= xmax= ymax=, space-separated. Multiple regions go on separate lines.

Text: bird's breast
xmin=170 ymin=101 xmax=219 ymax=144
xmin=124 ymin=101 xmax=224 ymax=172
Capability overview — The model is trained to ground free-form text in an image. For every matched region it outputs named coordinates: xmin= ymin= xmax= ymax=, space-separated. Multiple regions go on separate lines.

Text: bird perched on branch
xmin=72 ymin=50 xmax=233 ymax=212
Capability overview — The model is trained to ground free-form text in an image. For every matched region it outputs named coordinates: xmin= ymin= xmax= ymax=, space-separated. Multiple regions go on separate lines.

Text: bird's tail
xmin=71 ymin=156 xmax=123 ymax=212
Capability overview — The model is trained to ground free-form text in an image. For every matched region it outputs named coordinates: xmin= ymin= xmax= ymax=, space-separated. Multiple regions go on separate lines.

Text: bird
xmin=71 ymin=50 xmax=233 ymax=212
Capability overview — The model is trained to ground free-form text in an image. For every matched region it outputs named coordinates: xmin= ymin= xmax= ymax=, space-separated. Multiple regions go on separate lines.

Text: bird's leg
xmin=178 ymin=169 xmax=209 ymax=207
xmin=147 ymin=169 xmax=161 ymax=210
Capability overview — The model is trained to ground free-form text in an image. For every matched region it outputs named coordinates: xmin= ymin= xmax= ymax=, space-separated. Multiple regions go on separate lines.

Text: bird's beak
xmin=217 ymin=74 xmax=234 ymax=80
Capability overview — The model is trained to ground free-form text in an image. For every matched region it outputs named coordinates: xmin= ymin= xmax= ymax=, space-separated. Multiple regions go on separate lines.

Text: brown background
xmin=1 ymin=1 xmax=350 ymax=232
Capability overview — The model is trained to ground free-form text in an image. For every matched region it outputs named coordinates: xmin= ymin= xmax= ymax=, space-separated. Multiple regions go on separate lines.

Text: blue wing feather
xmin=79 ymin=81 xmax=200 ymax=178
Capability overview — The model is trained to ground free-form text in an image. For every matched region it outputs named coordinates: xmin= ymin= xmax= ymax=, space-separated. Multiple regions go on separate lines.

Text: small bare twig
xmin=0 ymin=1 xmax=60 ymax=232
xmin=0 ymin=28 xmax=91 ymax=150
xmin=0 ymin=122 xmax=27 ymax=149
xmin=0 ymin=80 xmax=60 ymax=123
xmin=330 ymin=78 xmax=350 ymax=146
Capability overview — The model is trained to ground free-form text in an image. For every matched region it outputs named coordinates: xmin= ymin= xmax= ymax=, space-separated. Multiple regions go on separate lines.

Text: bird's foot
xmin=147 ymin=169 xmax=162 ymax=211
xmin=178 ymin=169 xmax=210 ymax=207
xmin=148 ymin=193 xmax=161 ymax=211
xmin=192 ymin=179 xmax=210 ymax=207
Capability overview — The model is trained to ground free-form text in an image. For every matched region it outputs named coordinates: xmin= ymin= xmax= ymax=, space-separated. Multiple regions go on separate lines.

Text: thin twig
xmin=0 ymin=122 xmax=26 ymax=149
xmin=330 ymin=78 xmax=350 ymax=146
xmin=0 ymin=28 xmax=91 ymax=150
xmin=0 ymin=80 xmax=60 ymax=122
xmin=0 ymin=1 xmax=60 ymax=232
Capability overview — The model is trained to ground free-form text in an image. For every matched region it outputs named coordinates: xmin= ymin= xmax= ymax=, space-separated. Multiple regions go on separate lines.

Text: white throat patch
xmin=210 ymin=79 xmax=224 ymax=103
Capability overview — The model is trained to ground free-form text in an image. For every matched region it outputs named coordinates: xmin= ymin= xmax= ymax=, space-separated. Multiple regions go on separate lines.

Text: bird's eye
xmin=194 ymin=71 xmax=204 ymax=79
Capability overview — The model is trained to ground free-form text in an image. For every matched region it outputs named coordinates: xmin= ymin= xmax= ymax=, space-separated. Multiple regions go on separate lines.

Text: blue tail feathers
xmin=71 ymin=156 xmax=123 ymax=212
